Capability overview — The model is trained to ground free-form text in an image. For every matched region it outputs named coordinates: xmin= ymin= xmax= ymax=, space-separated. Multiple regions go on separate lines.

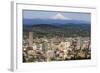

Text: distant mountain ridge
xmin=23 ymin=19 xmax=90 ymax=25
xmin=23 ymin=23 xmax=90 ymax=37
xmin=23 ymin=18 xmax=91 ymax=37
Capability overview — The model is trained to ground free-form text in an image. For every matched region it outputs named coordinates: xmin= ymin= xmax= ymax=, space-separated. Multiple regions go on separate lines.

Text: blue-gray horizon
xmin=23 ymin=10 xmax=91 ymax=22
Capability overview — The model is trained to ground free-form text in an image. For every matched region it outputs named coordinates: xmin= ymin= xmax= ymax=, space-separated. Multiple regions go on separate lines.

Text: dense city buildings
xmin=23 ymin=32 xmax=91 ymax=62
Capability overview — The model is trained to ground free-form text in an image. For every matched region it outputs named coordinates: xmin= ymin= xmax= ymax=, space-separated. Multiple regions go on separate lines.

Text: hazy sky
xmin=23 ymin=10 xmax=91 ymax=22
